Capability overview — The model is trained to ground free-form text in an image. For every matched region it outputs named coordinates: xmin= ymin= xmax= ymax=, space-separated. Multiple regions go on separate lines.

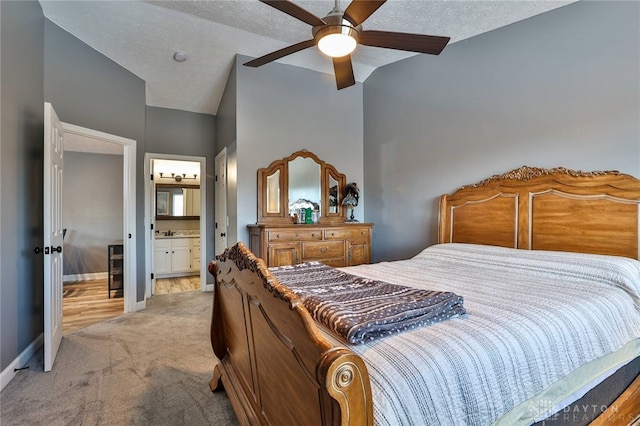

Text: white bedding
xmin=340 ymin=243 xmax=640 ymax=426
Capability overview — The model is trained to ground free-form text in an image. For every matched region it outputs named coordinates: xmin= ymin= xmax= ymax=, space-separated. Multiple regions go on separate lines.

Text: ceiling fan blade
xmin=259 ymin=0 xmax=326 ymax=27
xmin=343 ymin=0 xmax=387 ymax=27
xmin=244 ymin=39 xmax=316 ymax=68
xmin=360 ymin=30 xmax=450 ymax=55
xmin=333 ymin=56 xmax=356 ymax=90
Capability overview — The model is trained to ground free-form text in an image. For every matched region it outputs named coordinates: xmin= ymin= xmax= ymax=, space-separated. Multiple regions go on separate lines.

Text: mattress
xmin=339 ymin=243 xmax=640 ymax=425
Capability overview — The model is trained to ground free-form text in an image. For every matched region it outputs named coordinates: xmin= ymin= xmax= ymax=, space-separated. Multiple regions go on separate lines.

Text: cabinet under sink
xmin=154 ymin=237 xmax=200 ymax=277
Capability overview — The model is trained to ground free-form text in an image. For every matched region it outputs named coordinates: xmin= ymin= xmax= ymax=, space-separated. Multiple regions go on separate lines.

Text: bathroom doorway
xmin=144 ymin=154 xmax=207 ymax=298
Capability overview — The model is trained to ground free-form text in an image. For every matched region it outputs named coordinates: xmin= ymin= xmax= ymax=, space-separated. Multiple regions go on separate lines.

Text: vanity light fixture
xmin=159 ymin=172 xmax=198 ymax=182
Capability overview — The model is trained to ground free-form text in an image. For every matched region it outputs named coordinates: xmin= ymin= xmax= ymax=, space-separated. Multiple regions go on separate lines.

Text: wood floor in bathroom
xmin=63 ymin=276 xmax=201 ymax=333
xmin=154 ymin=275 xmax=201 ymax=294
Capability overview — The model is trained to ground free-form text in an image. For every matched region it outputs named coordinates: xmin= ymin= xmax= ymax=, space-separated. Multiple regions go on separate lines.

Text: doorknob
xmin=34 ymin=247 xmax=43 ymax=254
xmin=51 ymin=246 xmax=62 ymax=253
xmin=220 ymin=233 xmax=226 ymax=237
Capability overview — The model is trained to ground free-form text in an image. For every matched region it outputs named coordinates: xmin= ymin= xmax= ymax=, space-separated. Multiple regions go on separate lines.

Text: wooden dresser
xmin=248 ymin=223 xmax=373 ymax=268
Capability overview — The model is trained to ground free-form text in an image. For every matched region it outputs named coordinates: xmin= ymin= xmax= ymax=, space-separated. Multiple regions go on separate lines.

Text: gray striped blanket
xmin=270 ymin=261 xmax=465 ymax=344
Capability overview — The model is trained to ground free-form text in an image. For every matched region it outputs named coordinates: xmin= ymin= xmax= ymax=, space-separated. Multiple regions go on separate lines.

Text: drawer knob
xmin=320 ymin=247 xmax=328 ymax=253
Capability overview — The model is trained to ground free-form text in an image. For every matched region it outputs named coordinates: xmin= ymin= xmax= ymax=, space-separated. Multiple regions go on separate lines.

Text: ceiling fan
xmin=244 ymin=0 xmax=450 ymax=90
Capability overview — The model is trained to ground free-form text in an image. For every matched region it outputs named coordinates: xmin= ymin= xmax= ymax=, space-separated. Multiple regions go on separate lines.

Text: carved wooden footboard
xmin=208 ymin=243 xmax=372 ymax=426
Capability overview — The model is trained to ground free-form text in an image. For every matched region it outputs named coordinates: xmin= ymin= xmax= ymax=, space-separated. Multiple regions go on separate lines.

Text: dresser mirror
xmin=257 ymin=150 xmax=346 ymax=224
xmin=156 ymin=184 xmax=200 ymax=220
xmin=288 ymin=157 xmax=321 ymax=213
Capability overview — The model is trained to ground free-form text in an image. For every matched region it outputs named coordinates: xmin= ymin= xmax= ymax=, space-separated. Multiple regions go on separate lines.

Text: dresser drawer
xmin=268 ymin=229 xmax=322 ymax=242
xmin=302 ymin=241 xmax=345 ymax=261
xmin=324 ymin=227 xmax=370 ymax=240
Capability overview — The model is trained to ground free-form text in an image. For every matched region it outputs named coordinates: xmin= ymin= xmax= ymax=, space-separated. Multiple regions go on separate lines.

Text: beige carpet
xmin=0 ymin=291 xmax=237 ymax=425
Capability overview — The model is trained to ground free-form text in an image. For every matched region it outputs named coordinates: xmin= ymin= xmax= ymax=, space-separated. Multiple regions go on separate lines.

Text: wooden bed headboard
xmin=438 ymin=166 xmax=640 ymax=260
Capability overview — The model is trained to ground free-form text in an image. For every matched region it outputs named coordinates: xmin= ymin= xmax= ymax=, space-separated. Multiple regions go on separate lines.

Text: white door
xmin=215 ymin=149 xmax=228 ymax=254
xmin=43 ymin=102 xmax=64 ymax=372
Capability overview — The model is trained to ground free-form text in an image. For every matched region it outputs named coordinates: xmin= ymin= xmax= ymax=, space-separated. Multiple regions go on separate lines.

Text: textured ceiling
xmin=39 ymin=0 xmax=575 ymax=115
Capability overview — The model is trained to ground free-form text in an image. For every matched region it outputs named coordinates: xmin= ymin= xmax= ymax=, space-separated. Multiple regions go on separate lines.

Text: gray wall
xmin=0 ymin=0 xmax=44 ymax=371
xmin=63 ymin=152 xmax=123 ymax=275
xmin=216 ymin=61 xmax=237 ymax=152
xmin=145 ymin=106 xmax=216 ymax=282
xmin=233 ymin=55 xmax=365 ymax=244
xmin=215 ymin=61 xmax=238 ymax=245
xmin=363 ymin=1 xmax=640 ymax=262
xmin=44 ymin=20 xmax=147 ymax=300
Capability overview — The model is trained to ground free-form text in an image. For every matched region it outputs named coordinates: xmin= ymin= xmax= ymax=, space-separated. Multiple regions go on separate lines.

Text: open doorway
xmin=144 ymin=154 xmax=207 ymax=298
xmin=61 ymin=123 xmax=136 ymax=333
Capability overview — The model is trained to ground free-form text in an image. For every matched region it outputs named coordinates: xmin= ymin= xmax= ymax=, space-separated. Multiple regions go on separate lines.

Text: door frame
xmin=62 ymin=123 xmax=137 ymax=313
xmin=144 ymin=153 xmax=208 ymax=299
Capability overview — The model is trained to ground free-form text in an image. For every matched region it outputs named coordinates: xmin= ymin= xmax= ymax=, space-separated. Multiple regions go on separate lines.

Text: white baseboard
xmin=205 ymin=283 xmax=214 ymax=292
xmin=63 ymin=272 xmax=108 ymax=283
xmin=1 ymin=333 xmax=43 ymax=391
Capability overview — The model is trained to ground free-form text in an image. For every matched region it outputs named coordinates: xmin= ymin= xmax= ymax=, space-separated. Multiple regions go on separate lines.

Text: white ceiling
xmin=39 ymin=0 xmax=575 ymax=115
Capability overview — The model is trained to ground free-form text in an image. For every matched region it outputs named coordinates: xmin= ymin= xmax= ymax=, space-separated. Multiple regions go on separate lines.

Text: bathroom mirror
xmin=257 ymin=150 xmax=346 ymax=224
xmin=156 ymin=184 xmax=200 ymax=220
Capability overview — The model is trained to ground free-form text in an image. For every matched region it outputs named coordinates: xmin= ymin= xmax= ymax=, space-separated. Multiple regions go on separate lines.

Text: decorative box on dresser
xmin=248 ymin=223 xmax=373 ymax=267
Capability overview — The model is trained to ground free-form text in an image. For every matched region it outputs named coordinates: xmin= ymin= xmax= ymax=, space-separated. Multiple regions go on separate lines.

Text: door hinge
xmin=151 ymin=273 xmax=154 ymax=280
xmin=215 ymin=222 xmax=218 ymax=229
xmin=150 ymin=174 xmax=154 ymax=180
xmin=215 ymin=175 xmax=218 ymax=182
xmin=151 ymin=223 xmax=154 ymax=230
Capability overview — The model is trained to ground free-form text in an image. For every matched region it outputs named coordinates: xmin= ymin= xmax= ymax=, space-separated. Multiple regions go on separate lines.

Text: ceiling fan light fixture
xmin=318 ymin=33 xmax=357 ymax=57
xmin=314 ymin=16 xmax=359 ymax=58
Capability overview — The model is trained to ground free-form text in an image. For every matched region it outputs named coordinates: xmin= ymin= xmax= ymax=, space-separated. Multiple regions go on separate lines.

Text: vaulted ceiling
xmin=40 ymin=0 xmax=575 ymax=115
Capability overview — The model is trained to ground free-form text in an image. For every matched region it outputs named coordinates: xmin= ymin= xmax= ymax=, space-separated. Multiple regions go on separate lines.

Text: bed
xmin=208 ymin=166 xmax=640 ymax=425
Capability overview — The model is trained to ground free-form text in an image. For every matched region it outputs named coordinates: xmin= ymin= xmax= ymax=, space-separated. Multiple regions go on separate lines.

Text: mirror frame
xmin=155 ymin=183 xmax=200 ymax=220
xmin=257 ymin=150 xmax=346 ymax=224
